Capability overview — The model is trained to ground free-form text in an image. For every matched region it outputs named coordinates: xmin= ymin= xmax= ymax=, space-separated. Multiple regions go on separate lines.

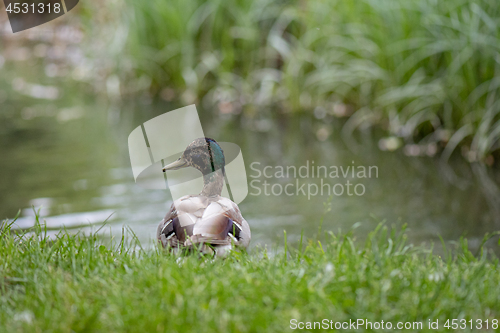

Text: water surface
xmin=1 ymin=94 xmax=499 ymax=253
xmin=1 ymin=30 xmax=499 ymax=252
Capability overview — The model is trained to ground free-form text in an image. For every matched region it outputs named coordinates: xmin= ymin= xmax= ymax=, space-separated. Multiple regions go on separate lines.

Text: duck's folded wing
xmin=157 ymin=196 xmax=209 ymax=246
xmin=158 ymin=197 xmax=251 ymax=249
xmin=157 ymin=203 xmax=179 ymax=247
xmin=225 ymin=202 xmax=251 ymax=248
xmin=192 ymin=202 xmax=234 ymax=241
xmin=200 ymin=198 xmax=251 ymax=248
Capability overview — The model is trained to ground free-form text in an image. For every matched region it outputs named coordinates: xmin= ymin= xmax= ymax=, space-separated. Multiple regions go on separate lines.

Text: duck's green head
xmin=163 ymin=137 xmax=225 ymax=176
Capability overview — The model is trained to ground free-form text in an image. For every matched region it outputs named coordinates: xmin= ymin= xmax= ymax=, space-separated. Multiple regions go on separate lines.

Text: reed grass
xmin=104 ymin=0 xmax=500 ymax=162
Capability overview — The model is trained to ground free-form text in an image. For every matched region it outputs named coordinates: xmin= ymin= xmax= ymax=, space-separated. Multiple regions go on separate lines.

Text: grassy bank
xmin=95 ymin=0 xmax=500 ymax=163
xmin=1 ymin=219 xmax=500 ymax=332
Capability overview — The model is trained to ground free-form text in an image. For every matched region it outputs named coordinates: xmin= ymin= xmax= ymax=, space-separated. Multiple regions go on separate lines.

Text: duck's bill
xmin=162 ymin=157 xmax=188 ymax=172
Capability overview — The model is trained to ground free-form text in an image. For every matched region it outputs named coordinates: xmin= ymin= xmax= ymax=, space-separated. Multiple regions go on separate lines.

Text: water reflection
xmin=1 ymin=97 xmax=499 ymax=254
xmin=1 ymin=18 xmax=499 ymax=252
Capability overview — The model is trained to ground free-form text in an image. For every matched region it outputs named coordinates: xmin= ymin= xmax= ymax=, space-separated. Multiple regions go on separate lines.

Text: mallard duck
xmin=157 ymin=137 xmax=251 ymax=256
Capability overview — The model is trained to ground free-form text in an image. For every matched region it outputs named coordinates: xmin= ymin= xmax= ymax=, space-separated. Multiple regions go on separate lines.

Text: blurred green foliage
xmin=116 ymin=0 xmax=500 ymax=162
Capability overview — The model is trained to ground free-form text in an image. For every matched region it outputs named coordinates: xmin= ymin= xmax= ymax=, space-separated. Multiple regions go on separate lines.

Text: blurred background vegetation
xmin=108 ymin=0 xmax=500 ymax=164
xmin=0 ymin=0 xmax=500 ymax=249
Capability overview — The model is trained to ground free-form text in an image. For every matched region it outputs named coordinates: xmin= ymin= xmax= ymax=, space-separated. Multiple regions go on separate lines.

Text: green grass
xmin=89 ymin=0 xmax=500 ymax=163
xmin=1 ymin=217 xmax=500 ymax=332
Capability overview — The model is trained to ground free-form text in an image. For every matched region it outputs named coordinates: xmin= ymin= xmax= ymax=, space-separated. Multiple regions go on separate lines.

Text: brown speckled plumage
xmin=157 ymin=138 xmax=251 ymax=256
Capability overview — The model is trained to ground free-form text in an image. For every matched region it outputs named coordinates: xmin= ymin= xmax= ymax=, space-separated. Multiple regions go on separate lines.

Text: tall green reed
xmin=113 ymin=0 xmax=500 ymax=161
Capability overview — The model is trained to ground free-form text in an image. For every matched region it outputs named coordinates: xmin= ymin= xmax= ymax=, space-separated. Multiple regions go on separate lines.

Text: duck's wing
xmin=157 ymin=195 xmax=209 ymax=247
xmin=191 ymin=197 xmax=251 ymax=248
xmin=223 ymin=199 xmax=251 ymax=248
xmin=156 ymin=202 xmax=180 ymax=248
xmin=157 ymin=196 xmax=251 ymax=249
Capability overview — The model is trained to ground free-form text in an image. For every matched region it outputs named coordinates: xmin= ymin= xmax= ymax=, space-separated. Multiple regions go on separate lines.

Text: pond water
xmin=1 ymin=91 xmax=500 ymax=253
xmin=1 ymin=23 xmax=500 ymax=253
